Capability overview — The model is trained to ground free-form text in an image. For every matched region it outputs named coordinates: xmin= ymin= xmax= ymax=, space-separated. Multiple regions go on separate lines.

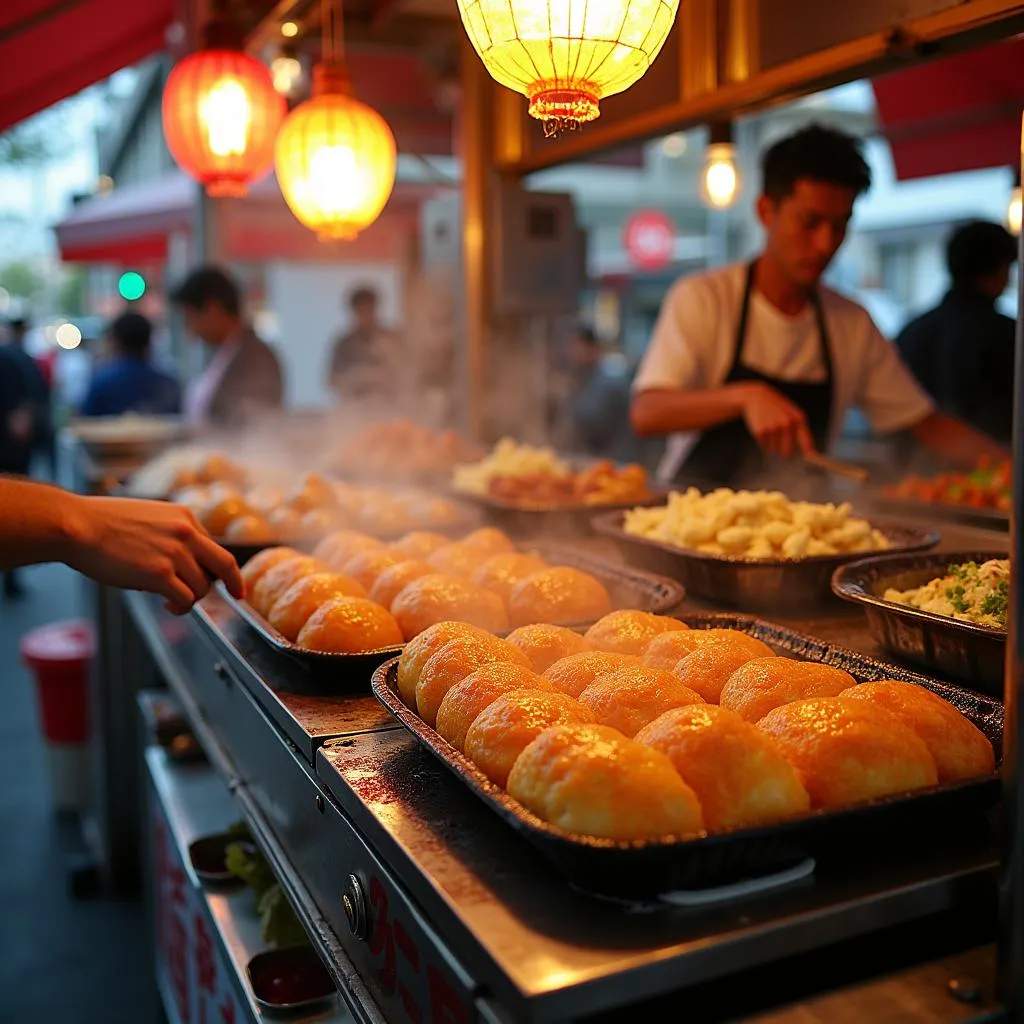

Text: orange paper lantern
xmin=162 ymin=49 xmax=285 ymax=197
xmin=274 ymin=64 xmax=396 ymax=241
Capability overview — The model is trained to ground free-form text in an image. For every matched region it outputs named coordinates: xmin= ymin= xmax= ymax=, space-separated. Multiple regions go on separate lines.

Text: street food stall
xmin=21 ymin=0 xmax=1024 ymax=1019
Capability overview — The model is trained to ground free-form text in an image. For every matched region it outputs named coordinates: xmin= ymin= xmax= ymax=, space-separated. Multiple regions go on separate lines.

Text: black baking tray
xmin=831 ymin=550 xmax=1009 ymax=698
xmin=218 ymin=548 xmax=684 ymax=687
xmin=592 ymin=510 xmax=940 ymax=613
xmin=371 ymin=613 xmax=1002 ymax=901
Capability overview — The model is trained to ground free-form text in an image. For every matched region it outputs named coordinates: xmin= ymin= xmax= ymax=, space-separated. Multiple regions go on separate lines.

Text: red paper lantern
xmin=162 ymin=50 xmax=285 ymax=197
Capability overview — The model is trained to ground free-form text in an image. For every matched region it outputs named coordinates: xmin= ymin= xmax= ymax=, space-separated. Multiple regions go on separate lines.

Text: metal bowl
xmin=831 ymin=550 xmax=1009 ymax=697
xmin=592 ymin=510 xmax=940 ymax=613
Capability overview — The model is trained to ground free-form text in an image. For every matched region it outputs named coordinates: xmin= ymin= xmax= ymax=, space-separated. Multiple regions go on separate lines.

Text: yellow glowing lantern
xmin=1009 ymin=184 xmax=1022 ymax=237
xmin=275 ymin=63 xmax=397 ymax=241
xmin=457 ymin=0 xmax=680 ymax=136
xmin=701 ymin=123 xmax=740 ymax=210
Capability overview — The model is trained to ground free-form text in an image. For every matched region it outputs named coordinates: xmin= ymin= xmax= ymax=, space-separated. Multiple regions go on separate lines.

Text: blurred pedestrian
xmin=0 ymin=344 xmax=35 ymax=597
xmin=896 ymin=220 xmax=1017 ymax=446
xmin=80 ymin=312 xmax=182 ymax=417
xmin=328 ymin=285 xmax=400 ymax=403
xmin=4 ymin=316 xmax=53 ymax=475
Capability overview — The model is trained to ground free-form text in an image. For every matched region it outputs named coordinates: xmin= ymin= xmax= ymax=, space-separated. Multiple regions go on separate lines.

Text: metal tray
xmin=831 ymin=550 xmax=1009 ymax=698
xmin=371 ymin=612 xmax=1002 ymax=901
xmin=867 ymin=492 xmax=1010 ymax=533
xmin=592 ymin=510 xmax=940 ymax=613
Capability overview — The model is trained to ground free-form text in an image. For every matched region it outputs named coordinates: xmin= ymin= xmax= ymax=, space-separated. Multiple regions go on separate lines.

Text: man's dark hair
xmin=576 ymin=325 xmax=599 ymax=347
xmin=7 ymin=316 xmax=27 ymax=333
xmin=108 ymin=312 xmax=152 ymax=358
xmin=946 ymin=220 xmax=1017 ymax=286
xmin=762 ymin=124 xmax=872 ymax=202
xmin=170 ymin=265 xmax=241 ymax=316
xmin=349 ymin=286 xmax=378 ymax=310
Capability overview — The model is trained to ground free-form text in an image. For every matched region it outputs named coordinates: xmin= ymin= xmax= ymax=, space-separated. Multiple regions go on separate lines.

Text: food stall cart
xmin=66 ymin=0 xmax=1024 ymax=1019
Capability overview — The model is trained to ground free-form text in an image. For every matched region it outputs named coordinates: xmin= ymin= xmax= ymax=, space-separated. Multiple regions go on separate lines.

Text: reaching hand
xmin=740 ymin=382 xmax=815 ymax=460
xmin=64 ymin=495 xmax=244 ymax=614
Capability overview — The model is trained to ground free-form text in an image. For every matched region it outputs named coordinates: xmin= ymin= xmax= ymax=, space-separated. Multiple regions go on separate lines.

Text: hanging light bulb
xmin=162 ymin=7 xmax=284 ymax=197
xmin=1008 ymin=173 xmax=1022 ymax=237
xmin=271 ymin=46 xmax=304 ymax=97
xmin=274 ymin=0 xmax=396 ymax=240
xmin=701 ymin=123 xmax=740 ymax=210
xmin=457 ymin=0 xmax=680 ymax=138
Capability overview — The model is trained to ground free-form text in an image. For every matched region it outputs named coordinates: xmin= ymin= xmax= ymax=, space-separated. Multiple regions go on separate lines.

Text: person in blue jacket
xmin=80 ymin=312 xmax=181 ymax=417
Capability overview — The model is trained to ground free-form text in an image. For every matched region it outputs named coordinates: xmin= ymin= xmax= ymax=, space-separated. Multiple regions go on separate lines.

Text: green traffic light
xmin=118 ymin=271 xmax=146 ymax=301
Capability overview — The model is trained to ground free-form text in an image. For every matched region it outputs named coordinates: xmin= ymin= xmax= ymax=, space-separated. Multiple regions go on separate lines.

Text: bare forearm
xmin=631 ymin=384 xmax=750 ymax=437
xmin=0 ymin=477 xmax=80 ymax=570
xmin=910 ymin=411 xmax=1009 ymax=467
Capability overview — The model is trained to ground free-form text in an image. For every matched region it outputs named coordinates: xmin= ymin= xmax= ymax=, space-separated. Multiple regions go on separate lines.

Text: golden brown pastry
xmin=435 ymin=662 xmax=551 ymax=752
xmin=674 ymin=641 xmax=776 ymax=704
xmin=342 ymin=548 xmax=404 ymax=591
xmin=388 ymin=531 xmax=452 ymax=561
xmin=201 ymin=495 xmax=255 ymax=536
xmin=584 ymin=610 xmax=688 ymax=656
xmin=635 ymin=705 xmax=810 ymax=832
xmin=297 ymin=507 xmax=342 ymax=539
xmin=465 ymin=690 xmax=592 ymax=787
xmin=415 ymin=635 xmax=530 ymax=726
xmin=427 ymin=543 xmax=485 ymax=579
xmin=240 ymin=547 xmax=302 ymax=593
xmin=578 ymin=665 xmax=704 ymax=738
xmin=840 ymin=681 xmax=995 ymax=783
xmin=245 ymin=485 xmax=284 ymax=516
xmin=460 ymin=527 xmax=517 ymax=555
xmin=266 ymin=506 xmax=303 ymax=537
xmin=267 ymin=572 xmax=370 ymax=641
xmin=313 ymin=530 xmax=385 ymax=570
xmin=720 ymin=659 xmax=856 ymax=723
xmin=543 ymin=650 xmax=641 ymax=698
xmin=471 ymin=553 xmax=549 ymax=605
xmin=506 ymin=624 xmax=591 ymax=674
xmin=196 ymin=453 xmax=247 ymax=485
xmin=508 ymin=723 xmax=704 ymax=840
xmin=507 ymin=568 xmax=612 ymax=629
xmin=396 ymin=621 xmax=493 ymax=708
xmin=391 ymin=575 xmax=509 ymax=640
xmin=369 ymin=560 xmax=437 ymax=610
xmin=757 ymin=697 xmax=938 ymax=810
xmin=249 ymin=555 xmax=328 ymax=617
xmin=222 ymin=514 xmax=275 ymax=543
xmin=296 ymin=596 xmax=403 ymax=652
xmin=643 ymin=628 xmax=775 ymax=672
xmin=285 ymin=471 xmax=338 ymax=513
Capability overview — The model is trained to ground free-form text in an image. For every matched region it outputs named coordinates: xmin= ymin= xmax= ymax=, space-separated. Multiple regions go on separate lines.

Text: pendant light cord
xmin=322 ymin=0 xmax=345 ymax=63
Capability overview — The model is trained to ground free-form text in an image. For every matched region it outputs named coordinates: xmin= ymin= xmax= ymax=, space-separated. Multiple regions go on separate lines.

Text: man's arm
xmin=910 ymin=411 xmax=1009 ymax=466
xmin=0 ymin=478 xmax=244 ymax=614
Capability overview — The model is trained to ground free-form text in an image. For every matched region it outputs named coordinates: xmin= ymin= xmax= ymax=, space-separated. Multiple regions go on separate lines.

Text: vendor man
xmin=630 ymin=124 xmax=1007 ymax=486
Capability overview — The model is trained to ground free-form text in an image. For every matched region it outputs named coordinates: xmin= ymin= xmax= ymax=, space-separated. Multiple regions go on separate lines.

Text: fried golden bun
xmin=388 ymin=531 xmax=451 ymax=561
xmin=222 ymin=513 xmax=275 ymax=544
xmin=508 ymin=723 xmax=704 ymax=841
xmin=584 ymin=610 xmax=688 ymax=657
xmin=643 ymin=629 xmax=774 ymax=672
xmin=396 ymin=622 xmax=492 ymax=708
xmin=249 ymin=555 xmax=329 ymax=617
xmin=240 ymin=547 xmax=302 ymax=593
xmin=543 ymin=651 xmax=641 ymax=698
xmin=391 ymin=575 xmax=509 ymax=641
xmin=460 ymin=527 xmax=517 ymax=555
xmin=674 ymin=641 xmax=777 ymax=704
xmin=296 ymin=597 xmax=403 ymax=653
xmin=313 ymin=530 xmax=385 ymax=570
xmin=757 ymin=697 xmax=938 ymax=810
xmin=416 ymin=635 xmax=530 ymax=727
xmin=427 ymin=543 xmax=484 ymax=579
xmin=285 ymin=471 xmax=338 ymax=513
xmin=201 ymin=495 xmax=255 ymax=536
xmin=841 ymin=681 xmax=995 ymax=783
xmin=369 ymin=560 xmax=436 ymax=610
xmin=435 ymin=663 xmax=551 ymax=752
xmin=507 ymin=568 xmax=612 ymax=629
xmin=472 ymin=553 xmax=549 ymax=605
xmin=465 ymin=690 xmax=593 ymax=788
xmin=578 ymin=666 xmax=704 ymax=738
xmin=266 ymin=506 xmax=303 ymax=537
xmin=636 ymin=705 xmax=810 ymax=832
xmin=506 ymin=624 xmax=591 ymax=674
xmin=341 ymin=548 xmax=404 ymax=591
xmin=720 ymin=659 xmax=856 ymax=723
xmin=267 ymin=572 xmax=370 ymax=640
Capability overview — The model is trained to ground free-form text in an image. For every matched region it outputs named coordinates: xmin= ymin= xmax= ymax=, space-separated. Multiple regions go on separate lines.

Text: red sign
xmin=623 ymin=210 xmax=676 ymax=271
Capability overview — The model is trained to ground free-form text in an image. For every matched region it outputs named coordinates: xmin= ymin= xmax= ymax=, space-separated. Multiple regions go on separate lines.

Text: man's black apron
xmin=678 ymin=262 xmax=835 ymax=488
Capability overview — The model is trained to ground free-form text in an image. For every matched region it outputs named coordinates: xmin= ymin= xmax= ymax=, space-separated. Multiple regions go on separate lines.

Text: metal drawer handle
xmin=342 ymin=874 xmax=368 ymax=941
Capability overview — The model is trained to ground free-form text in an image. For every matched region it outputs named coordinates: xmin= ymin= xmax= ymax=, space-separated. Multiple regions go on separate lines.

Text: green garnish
xmin=981 ymin=583 xmax=1009 ymax=625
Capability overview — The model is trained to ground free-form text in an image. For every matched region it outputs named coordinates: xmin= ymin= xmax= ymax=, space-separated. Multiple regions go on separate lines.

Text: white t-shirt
xmin=634 ymin=263 xmax=934 ymax=473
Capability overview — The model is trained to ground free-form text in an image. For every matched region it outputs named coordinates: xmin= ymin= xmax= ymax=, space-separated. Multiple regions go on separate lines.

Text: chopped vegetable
xmin=885 ymin=559 xmax=1010 ymax=629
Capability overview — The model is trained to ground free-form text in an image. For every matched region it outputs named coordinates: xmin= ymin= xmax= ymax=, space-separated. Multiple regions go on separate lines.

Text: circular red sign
xmin=623 ymin=210 xmax=676 ymax=271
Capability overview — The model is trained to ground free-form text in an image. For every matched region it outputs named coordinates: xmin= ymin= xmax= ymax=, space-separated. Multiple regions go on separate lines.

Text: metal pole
xmin=998 ymin=113 xmax=1024 ymax=1016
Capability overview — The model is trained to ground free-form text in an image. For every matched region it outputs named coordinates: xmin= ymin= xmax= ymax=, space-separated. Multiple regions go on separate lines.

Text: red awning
xmin=0 ymin=0 xmax=173 ymax=132
xmin=872 ymin=37 xmax=1024 ymax=181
